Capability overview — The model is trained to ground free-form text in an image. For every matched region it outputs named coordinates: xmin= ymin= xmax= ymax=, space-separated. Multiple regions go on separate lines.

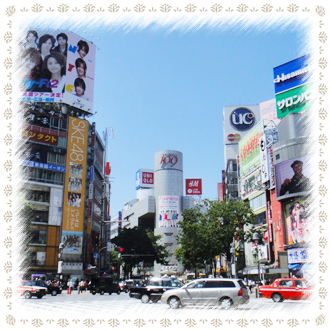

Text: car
xmin=30 ymin=280 xmax=62 ymax=296
xmin=89 ymin=277 xmax=121 ymax=295
xmin=161 ymin=278 xmax=250 ymax=309
xmin=259 ymin=278 xmax=314 ymax=302
xmin=129 ymin=277 xmax=183 ymax=303
xmin=125 ymin=279 xmax=142 ymax=288
xmin=17 ymin=280 xmax=48 ymax=299
xmin=119 ymin=280 xmax=129 ymax=293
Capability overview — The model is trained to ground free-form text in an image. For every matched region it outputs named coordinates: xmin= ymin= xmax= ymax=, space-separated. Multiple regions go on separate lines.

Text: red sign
xmin=142 ymin=172 xmax=154 ymax=184
xmin=22 ymin=129 xmax=58 ymax=145
xmin=186 ymin=179 xmax=202 ymax=195
xmin=227 ymin=133 xmax=241 ymax=142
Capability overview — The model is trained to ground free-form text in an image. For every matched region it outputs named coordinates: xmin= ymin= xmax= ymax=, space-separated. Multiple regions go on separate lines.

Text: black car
xmin=31 ymin=280 xmax=62 ymax=296
xmin=129 ymin=277 xmax=183 ymax=303
xmin=89 ymin=277 xmax=121 ymax=295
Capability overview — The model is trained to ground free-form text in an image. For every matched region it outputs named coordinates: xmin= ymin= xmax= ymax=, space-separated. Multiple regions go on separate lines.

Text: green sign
xmin=239 ymin=121 xmax=264 ymax=176
xmin=276 ymin=83 xmax=313 ymax=119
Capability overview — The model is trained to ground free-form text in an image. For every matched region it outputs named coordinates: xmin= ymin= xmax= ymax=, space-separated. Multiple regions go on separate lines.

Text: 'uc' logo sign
xmin=229 ymin=107 xmax=255 ymax=131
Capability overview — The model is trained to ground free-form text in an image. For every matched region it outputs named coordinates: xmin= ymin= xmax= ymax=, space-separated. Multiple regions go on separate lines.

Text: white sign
xmin=89 ymin=183 xmax=93 ymax=200
xmin=61 ymin=262 xmax=83 ymax=271
xmin=160 ymin=265 xmax=178 ymax=271
xmin=260 ymin=134 xmax=269 ymax=184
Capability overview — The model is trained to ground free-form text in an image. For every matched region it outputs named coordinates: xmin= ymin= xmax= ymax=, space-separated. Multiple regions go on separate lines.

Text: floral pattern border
xmin=1 ymin=1 xmax=328 ymax=328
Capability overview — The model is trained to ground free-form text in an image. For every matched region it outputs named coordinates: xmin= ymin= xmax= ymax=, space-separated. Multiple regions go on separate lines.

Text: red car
xmin=259 ymin=278 xmax=313 ymax=302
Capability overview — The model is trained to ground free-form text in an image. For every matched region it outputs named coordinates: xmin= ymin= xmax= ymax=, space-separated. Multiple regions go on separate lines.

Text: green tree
xmin=111 ymin=227 xmax=168 ymax=278
xmin=175 ymin=199 xmax=256 ymax=277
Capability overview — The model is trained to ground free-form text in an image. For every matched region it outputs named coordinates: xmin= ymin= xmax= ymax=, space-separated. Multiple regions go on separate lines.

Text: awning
xmin=266 ymin=268 xmax=290 ymax=274
xmin=243 ymin=267 xmax=266 ymax=275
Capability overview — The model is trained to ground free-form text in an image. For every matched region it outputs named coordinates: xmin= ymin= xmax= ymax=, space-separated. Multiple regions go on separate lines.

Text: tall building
xmin=112 ymin=150 xmax=197 ymax=277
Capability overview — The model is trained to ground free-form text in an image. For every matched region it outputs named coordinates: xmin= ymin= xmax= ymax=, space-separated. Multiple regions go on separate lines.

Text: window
xmin=232 ymin=164 xmax=237 ymax=171
xmin=249 ymin=193 xmax=266 ymax=211
xmin=58 ymin=136 xmax=67 ymax=147
xmin=295 ymin=280 xmax=309 ymax=288
xmin=27 ymin=190 xmax=50 ymax=203
xmin=205 ymin=281 xmax=221 ymax=288
xmin=149 ymin=281 xmax=161 ymax=286
xmin=187 ymin=281 xmax=204 ymax=289
xmin=220 ymin=281 xmax=236 ymax=288
xmin=47 ymin=152 xmax=65 ymax=165
xmin=279 ymin=280 xmax=293 ymax=287
xmin=30 ymin=229 xmax=47 ymax=245
xmin=24 ymin=167 xmax=64 ymax=185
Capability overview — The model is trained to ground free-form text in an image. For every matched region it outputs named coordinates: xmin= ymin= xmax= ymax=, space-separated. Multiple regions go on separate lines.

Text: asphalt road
xmin=14 ymin=289 xmax=318 ymax=321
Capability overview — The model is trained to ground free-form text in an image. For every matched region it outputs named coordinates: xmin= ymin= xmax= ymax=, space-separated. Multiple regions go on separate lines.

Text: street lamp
xmin=253 ymin=232 xmax=261 ymax=297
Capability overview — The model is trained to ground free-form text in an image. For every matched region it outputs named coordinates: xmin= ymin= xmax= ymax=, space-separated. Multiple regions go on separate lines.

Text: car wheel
xmin=272 ymin=293 xmax=283 ymax=303
xmin=37 ymin=295 xmax=43 ymax=299
xmin=141 ymin=294 xmax=150 ymax=303
xmin=100 ymin=290 xmax=105 ymax=295
xmin=24 ymin=291 xmax=32 ymax=299
xmin=219 ymin=297 xmax=233 ymax=309
xmin=168 ymin=297 xmax=180 ymax=309
xmin=117 ymin=290 xmax=121 ymax=295
xmin=125 ymin=288 xmax=128 ymax=293
xmin=51 ymin=289 xmax=58 ymax=296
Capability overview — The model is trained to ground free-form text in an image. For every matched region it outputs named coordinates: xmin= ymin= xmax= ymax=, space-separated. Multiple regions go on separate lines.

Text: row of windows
xmin=47 ymin=152 xmax=65 ymax=165
xmin=24 ymin=167 xmax=64 ymax=185
xmin=249 ymin=193 xmax=266 ymax=211
xmin=27 ymin=190 xmax=50 ymax=203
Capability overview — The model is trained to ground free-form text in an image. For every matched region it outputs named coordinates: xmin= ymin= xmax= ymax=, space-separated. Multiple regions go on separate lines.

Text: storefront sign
xmin=230 ymin=107 xmax=255 ymax=131
xmin=186 ymin=179 xmax=202 ymax=195
xmin=287 ymin=248 xmax=309 ymax=264
xmin=22 ymin=160 xmax=66 ymax=172
xmin=22 ymin=128 xmax=58 ymax=145
xmin=259 ymin=134 xmax=269 ymax=184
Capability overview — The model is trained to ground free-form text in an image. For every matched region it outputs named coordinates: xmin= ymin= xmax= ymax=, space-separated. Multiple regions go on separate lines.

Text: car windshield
xmin=21 ymin=281 xmax=32 ymax=286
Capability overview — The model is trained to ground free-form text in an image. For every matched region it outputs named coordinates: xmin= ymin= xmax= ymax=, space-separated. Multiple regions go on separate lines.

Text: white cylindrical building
xmin=154 ymin=150 xmax=184 ymax=276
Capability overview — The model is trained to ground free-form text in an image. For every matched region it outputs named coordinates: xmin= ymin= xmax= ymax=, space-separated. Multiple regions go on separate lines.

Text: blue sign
xmin=89 ymin=166 xmax=94 ymax=182
xmin=229 ymin=107 xmax=255 ymax=131
xmin=93 ymin=253 xmax=99 ymax=259
xmin=273 ymin=54 xmax=312 ymax=95
xmin=22 ymin=160 xmax=66 ymax=172
xmin=135 ymin=169 xmax=141 ymax=190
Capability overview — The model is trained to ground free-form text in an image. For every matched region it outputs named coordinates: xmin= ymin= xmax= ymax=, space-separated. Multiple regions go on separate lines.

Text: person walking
xmin=68 ymin=279 xmax=74 ymax=294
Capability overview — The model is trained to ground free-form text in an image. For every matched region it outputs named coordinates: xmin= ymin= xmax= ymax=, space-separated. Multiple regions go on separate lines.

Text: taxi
xmin=17 ymin=280 xmax=47 ymax=299
xmin=259 ymin=278 xmax=313 ymax=302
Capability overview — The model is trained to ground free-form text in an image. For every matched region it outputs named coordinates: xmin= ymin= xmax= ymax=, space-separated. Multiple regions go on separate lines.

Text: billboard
xmin=223 ymin=105 xmax=260 ymax=145
xmin=259 ymin=99 xmax=281 ymax=126
xmin=158 ymin=196 xmax=179 ymax=228
xmin=275 ymin=83 xmax=314 ymax=119
xmin=240 ymin=169 xmax=262 ymax=199
xmin=61 ymin=117 xmax=88 ymax=254
xmin=285 ymin=200 xmax=311 ymax=245
xmin=273 ymin=54 xmax=312 ymax=95
xmin=135 ymin=169 xmax=154 ymax=190
xmin=275 ymin=156 xmax=312 ymax=198
xmin=185 ymin=179 xmax=202 ymax=195
xmin=20 ymin=29 xmax=96 ymax=113
xmin=239 ymin=121 xmax=264 ymax=176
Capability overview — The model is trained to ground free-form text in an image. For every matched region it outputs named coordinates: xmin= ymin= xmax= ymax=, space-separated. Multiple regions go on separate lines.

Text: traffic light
xmin=119 ymin=247 xmax=124 ymax=252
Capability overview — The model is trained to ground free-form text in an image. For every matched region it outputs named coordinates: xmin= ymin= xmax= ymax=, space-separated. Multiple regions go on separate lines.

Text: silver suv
xmin=161 ymin=278 xmax=249 ymax=309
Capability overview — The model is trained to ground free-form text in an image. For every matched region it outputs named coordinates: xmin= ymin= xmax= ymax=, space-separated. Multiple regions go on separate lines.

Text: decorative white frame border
xmin=0 ymin=0 xmax=328 ymax=328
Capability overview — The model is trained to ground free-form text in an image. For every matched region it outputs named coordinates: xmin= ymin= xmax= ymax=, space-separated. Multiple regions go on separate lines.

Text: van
xmin=89 ymin=277 xmax=121 ymax=295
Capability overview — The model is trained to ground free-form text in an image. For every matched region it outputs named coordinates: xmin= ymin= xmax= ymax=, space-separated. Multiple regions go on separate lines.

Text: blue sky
xmin=82 ymin=24 xmax=309 ymax=215
xmin=23 ymin=18 xmax=310 ymax=215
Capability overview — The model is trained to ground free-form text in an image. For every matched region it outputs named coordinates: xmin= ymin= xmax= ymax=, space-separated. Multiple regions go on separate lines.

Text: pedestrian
xmin=248 ymin=279 xmax=252 ymax=293
xmin=77 ymin=279 xmax=81 ymax=294
xmin=68 ymin=279 xmax=74 ymax=294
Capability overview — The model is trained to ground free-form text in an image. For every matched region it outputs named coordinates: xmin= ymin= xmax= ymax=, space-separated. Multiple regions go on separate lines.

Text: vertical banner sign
xmin=260 ymin=134 xmax=269 ymax=184
xmin=62 ymin=117 xmax=88 ymax=254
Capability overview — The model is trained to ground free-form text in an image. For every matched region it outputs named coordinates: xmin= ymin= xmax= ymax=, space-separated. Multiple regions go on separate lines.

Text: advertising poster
xmin=285 ymin=200 xmax=311 ymax=245
xmin=186 ymin=179 xmax=202 ymax=195
xmin=61 ymin=117 xmax=88 ymax=254
xmin=259 ymin=99 xmax=281 ymax=126
xmin=20 ymin=29 xmax=95 ymax=113
xmin=275 ymin=156 xmax=312 ymax=198
xmin=239 ymin=121 xmax=264 ymax=175
xmin=63 ymin=31 xmax=96 ymax=113
xmin=158 ymin=196 xmax=179 ymax=228
xmin=61 ymin=231 xmax=83 ymax=254
xmin=240 ymin=169 xmax=262 ymax=199
xmin=275 ymin=83 xmax=314 ymax=119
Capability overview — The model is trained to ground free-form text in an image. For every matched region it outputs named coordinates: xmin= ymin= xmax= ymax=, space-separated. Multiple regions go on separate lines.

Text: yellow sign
xmin=61 ymin=117 xmax=88 ymax=254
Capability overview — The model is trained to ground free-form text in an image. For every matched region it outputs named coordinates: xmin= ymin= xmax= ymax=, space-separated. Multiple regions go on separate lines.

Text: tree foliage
xmin=111 ymin=227 xmax=168 ymax=277
xmin=175 ymin=199 xmax=257 ymax=275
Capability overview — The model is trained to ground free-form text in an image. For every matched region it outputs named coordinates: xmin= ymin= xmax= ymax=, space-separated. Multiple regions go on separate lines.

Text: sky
xmin=17 ymin=6 xmax=313 ymax=216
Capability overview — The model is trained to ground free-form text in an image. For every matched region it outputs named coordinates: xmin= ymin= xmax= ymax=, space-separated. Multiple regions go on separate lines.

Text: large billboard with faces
xmin=20 ymin=29 xmax=96 ymax=113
